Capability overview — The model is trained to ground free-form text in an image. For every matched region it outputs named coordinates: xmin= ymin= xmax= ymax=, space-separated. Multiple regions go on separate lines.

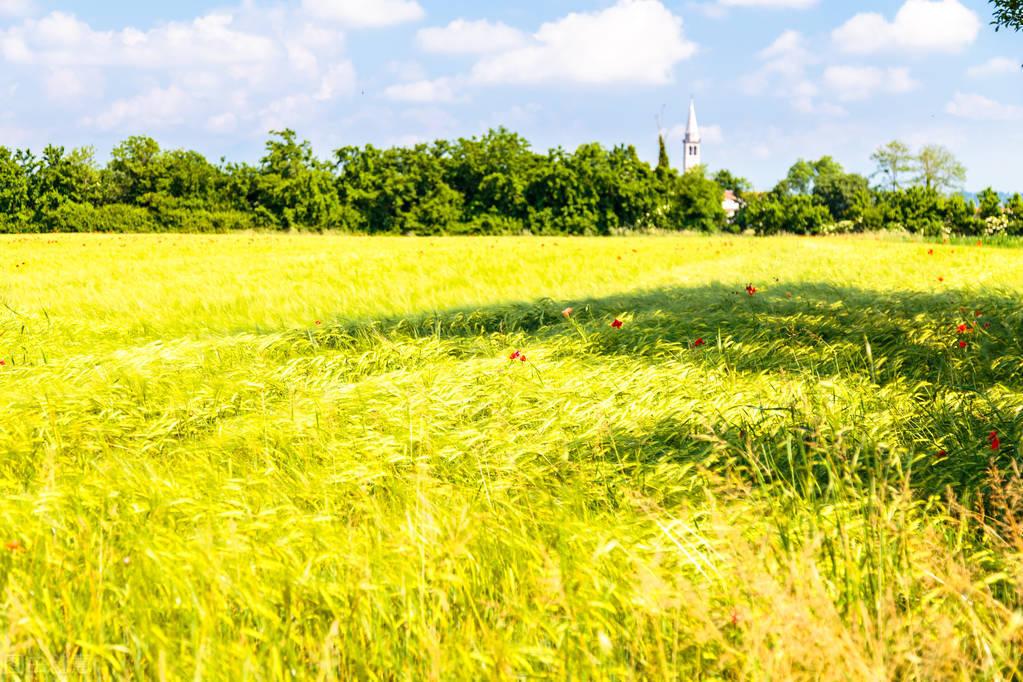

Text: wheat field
xmin=1 ymin=234 xmax=1022 ymax=680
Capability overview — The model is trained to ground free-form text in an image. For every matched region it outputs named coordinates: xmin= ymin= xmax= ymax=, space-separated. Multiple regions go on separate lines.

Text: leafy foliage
xmin=0 ymin=130 xmax=1011 ymax=236
xmin=990 ymin=0 xmax=1023 ymax=31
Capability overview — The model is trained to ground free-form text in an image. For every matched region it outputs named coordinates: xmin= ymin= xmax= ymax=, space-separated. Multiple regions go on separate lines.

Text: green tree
xmin=657 ymin=134 xmax=671 ymax=175
xmin=442 ymin=128 xmax=538 ymax=225
xmin=158 ymin=150 xmax=224 ymax=208
xmin=0 ymin=147 xmax=35 ymax=226
xmin=106 ymin=136 xmax=162 ymax=205
xmin=736 ymin=192 xmax=830 ymax=235
xmin=915 ymin=145 xmax=967 ymax=194
xmin=943 ymin=194 xmax=978 ymax=235
xmin=990 ymin=0 xmax=1023 ymax=31
xmin=813 ymin=172 xmax=872 ymax=222
xmin=977 ymin=187 xmax=1003 ymax=219
xmin=665 ymin=167 xmax=727 ymax=232
xmin=258 ymin=129 xmax=341 ymax=229
xmin=1006 ymin=193 xmax=1023 ymax=235
xmin=785 ymin=159 xmax=815 ymax=195
xmin=712 ymin=169 xmax=752 ymax=197
xmin=784 ymin=157 xmax=843 ymax=195
xmin=871 ymin=140 xmax=914 ymax=191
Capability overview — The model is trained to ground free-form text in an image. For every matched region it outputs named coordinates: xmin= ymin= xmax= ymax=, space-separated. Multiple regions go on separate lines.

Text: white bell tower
xmin=683 ymin=98 xmax=701 ymax=173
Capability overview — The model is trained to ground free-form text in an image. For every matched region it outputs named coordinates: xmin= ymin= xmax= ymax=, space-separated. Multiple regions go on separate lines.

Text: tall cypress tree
xmin=657 ymin=134 xmax=671 ymax=174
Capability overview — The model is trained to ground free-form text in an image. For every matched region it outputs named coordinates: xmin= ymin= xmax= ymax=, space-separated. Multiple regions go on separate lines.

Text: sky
xmin=0 ymin=0 xmax=1020 ymax=191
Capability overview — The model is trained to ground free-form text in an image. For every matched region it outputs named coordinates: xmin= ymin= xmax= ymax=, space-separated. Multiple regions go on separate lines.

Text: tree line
xmin=0 ymin=129 xmax=1020 ymax=236
xmin=734 ymin=142 xmax=1023 ymax=237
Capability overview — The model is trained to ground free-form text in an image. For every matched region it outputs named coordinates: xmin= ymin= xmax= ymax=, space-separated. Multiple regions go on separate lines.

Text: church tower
xmin=683 ymin=98 xmax=701 ymax=173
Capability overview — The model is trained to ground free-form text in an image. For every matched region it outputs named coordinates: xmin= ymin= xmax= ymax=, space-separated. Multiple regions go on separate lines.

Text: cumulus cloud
xmin=823 ymin=66 xmax=918 ymax=101
xmin=945 ymin=92 xmax=1022 ymax=120
xmin=301 ymin=0 xmax=424 ymax=27
xmin=384 ymin=77 xmax=457 ymax=103
xmin=832 ymin=0 xmax=979 ymax=55
xmin=0 ymin=0 xmax=32 ymax=17
xmin=719 ymin=0 xmax=816 ymax=7
xmin=85 ymin=85 xmax=192 ymax=130
xmin=0 ymin=4 xmax=366 ymax=136
xmin=469 ymin=0 xmax=696 ymax=86
xmin=742 ymin=31 xmax=818 ymax=110
xmin=314 ymin=61 xmax=357 ymax=100
xmin=417 ymin=19 xmax=526 ymax=55
xmin=0 ymin=12 xmax=279 ymax=69
xmin=757 ymin=29 xmax=813 ymax=79
xmin=43 ymin=67 xmax=103 ymax=102
xmin=967 ymin=57 xmax=1020 ymax=78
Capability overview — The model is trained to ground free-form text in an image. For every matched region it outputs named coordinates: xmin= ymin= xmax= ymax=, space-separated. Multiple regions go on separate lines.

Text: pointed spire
xmin=685 ymin=98 xmax=700 ymax=143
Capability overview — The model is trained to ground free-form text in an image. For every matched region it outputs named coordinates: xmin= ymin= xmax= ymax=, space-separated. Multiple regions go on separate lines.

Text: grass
xmin=1 ymin=233 xmax=1022 ymax=680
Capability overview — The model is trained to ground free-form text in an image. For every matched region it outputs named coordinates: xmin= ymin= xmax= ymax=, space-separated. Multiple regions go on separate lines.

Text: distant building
xmin=682 ymin=98 xmax=701 ymax=174
xmin=683 ymin=99 xmax=742 ymax=220
xmin=722 ymin=190 xmax=741 ymax=220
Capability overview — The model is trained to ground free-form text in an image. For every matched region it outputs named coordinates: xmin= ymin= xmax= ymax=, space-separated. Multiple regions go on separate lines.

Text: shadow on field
xmin=308 ymin=280 xmax=1022 ymax=386
xmin=295 ymin=281 xmax=1022 ymax=498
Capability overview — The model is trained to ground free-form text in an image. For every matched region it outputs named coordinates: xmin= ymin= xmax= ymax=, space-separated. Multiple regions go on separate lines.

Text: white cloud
xmin=945 ymin=92 xmax=1023 ymax=120
xmin=0 ymin=5 xmax=365 ymax=135
xmin=301 ymin=0 xmax=423 ymax=28
xmin=967 ymin=57 xmax=1020 ymax=78
xmin=85 ymin=85 xmax=191 ymax=130
xmin=832 ymin=0 xmax=979 ymax=55
xmin=314 ymin=61 xmax=357 ymax=100
xmin=741 ymin=31 xmax=855 ymax=115
xmin=757 ymin=29 xmax=813 ymax=79
xmin=719 ymin=0 xmax=816 ymax=7
xmin=418 ymin=19 xmax=526 ymax=55
xmin=742 ymin=30 xmax=821 ymax=112
xmin=0 ymin=0 xmax=32 ymax=17
xmin=470 ymin=0 xmax=696 ymax=86
xmin=384 ymin=77 xmax=457 ymax=103
xmin=823 ymin=66 xmax=918 ymax=101
xmin=206 ymin=112 xmax=238 ymax=133
xmin=0 ymin=12 xmax=279 ymax=69
xmin=43 ymin=67 xmax=102 ymax=102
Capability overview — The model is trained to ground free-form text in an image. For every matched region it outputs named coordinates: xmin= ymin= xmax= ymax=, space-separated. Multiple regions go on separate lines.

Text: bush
xmin=38 ymin=202 xmax=99 ymax=232
xmin=93 ymin=204 xmax=159 ymax=233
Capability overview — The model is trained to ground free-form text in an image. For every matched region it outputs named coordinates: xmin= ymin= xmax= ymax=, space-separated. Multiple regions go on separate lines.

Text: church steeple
xmin=683 ymin=98 xmax=701 ymax=173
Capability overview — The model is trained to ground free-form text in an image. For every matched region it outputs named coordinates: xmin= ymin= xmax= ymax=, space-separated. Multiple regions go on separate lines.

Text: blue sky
xmin=0 ymin=0 xmax=1020 ymax=190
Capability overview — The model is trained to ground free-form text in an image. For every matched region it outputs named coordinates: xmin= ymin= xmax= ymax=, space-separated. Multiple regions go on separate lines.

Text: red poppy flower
xmin=976 ymin=240 xmax=983 ymax=247
xmin=936 ymin=449 xmax=948 ymax=458
xmin=315 ymin=320 xmax=322 ymax=326
xmin=730 ymin=609 xmax=741 ymax=627
xmin=694 ymin=338 xmax=706 ymax=347
xmin=989 ymin=431 xmax=1001 ymax=451
xmin=509 ymin=350 xmax=522 ymax=361
xmin=611 ymin=319 xmax=624 ymax=329
xmin=959 ymin=341 xmax=968 ymax=349
xmin=0 ymin=360 xmax=5 ymax=367
xmin=4 ymin=540 xmax=24 ymax=553
xmin=562 ymin=307 xmax=574 ymax=318
xmin=983 ymin=322 xmax=991 ymax=329
xmin=745 ymin=284 xmax=758 ymax=296
xmin=957 ymin=324 xmax=968 ymax=334
xmin=938 ymin=277 xmax=944 ymax=282
xmin=928 ymin=249 xmax=934 ymax=255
